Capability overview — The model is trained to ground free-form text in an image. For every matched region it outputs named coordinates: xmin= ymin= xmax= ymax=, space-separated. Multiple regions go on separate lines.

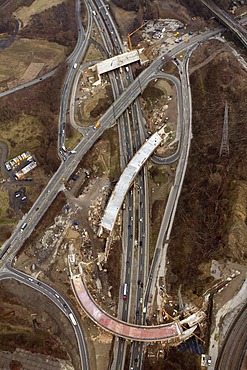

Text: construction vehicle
xmin=93 ymin=121 xmax=101 ymax=130
xmin=127 ymin=22 xmax=148 ymax=50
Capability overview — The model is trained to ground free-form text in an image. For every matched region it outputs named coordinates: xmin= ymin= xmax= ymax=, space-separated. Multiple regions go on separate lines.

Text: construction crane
xmin=127 ymin=22 xmax=148 ymax=50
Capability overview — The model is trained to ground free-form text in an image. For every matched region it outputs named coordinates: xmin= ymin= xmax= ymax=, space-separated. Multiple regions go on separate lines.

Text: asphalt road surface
xmin=0 ymin=264 xmax=90 ymax=370
xmin=215 ymin=304 xmax=247 ymax=370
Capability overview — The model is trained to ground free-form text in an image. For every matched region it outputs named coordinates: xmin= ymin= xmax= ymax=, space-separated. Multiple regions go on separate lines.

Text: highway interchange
xmin=0 ymin=1 xmax=246 ymax=369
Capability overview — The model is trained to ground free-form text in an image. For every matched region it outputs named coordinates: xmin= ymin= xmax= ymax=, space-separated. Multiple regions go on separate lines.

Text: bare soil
xmin=14 ymin=0 xmax=65 ymax=28
xmin=77 ymin=84 xmax=114 ymax=127
xmin=0 ymin=38 xmax=65 ymax=89
xmin=0 ymin=279 xmax=78 ymax=368
xmin=143 ymin=346 xmax=200 ymax=370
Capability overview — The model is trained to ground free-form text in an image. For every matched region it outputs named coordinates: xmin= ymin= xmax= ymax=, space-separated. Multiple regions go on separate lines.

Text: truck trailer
xmin=93 ymin=121 xmax=101 ymax=130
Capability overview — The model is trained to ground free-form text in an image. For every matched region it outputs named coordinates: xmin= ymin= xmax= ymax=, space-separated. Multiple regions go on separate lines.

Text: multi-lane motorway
xmin=0 ymin=26 xmax=226 ymax=370
xmin=1 ymin=2 xmax=247 ymax=369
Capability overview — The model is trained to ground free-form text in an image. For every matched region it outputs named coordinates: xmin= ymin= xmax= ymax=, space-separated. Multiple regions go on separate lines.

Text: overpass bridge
xmin=100 ymin=132 xmax=162 ymax=233
xmin=199 ymin=0 xmax=247 ymax=48
xmin=72 ymin=276 xmax=199 ymax=342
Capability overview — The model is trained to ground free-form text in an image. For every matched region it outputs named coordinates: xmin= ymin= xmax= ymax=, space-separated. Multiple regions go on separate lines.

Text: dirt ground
xmin=108 ymin=1 xmax=137 ymax=36
xmin=141 ymin=78 xmax=178 ymax=155
xmin=12 ymin=125 xmax=121 ymax=367
xmin=77 ymin=83 xmax=113 ymax=127
xmin=14 ymin=0 xmax=65 ymax=28
xmin=18 ymin=62 xmax=45 ymax=84
xmin=0 ymin=280 xmax=78 ymax=368
xmin=0 ymin=38 xmax=66 ymax=90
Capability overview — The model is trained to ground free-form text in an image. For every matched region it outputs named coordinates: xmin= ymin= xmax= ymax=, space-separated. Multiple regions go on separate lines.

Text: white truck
xmin=73 ymin=63 xmax=78 ymax=69
xmin=69 ymin=313 xmax=77 ymax=326
xmin=21 ymin=223 xmax=27 ymax=232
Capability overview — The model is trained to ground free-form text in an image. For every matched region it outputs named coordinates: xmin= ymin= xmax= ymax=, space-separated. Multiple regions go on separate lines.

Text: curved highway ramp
xmin=72 ymin=276 xmax=197 ymax=342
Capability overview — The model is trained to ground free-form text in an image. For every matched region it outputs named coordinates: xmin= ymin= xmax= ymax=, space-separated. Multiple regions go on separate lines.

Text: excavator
xmin=127 ymin=22 xmax=148 ymax=50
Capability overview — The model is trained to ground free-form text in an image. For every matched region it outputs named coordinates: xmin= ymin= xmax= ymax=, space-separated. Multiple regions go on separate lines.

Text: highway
xmin=0 ymin=2 xmax=246 ymax=368
xmin=0 ymin=26 xmax=227 ymax=281
xmin=89 ymin=1 xmax=142 ymax=367
xmin=87 ymin=1 xmax=152 ymax=368
xmin=151 ymin=72 xmax=183 ymax=165
xmin=0 ymin=19 xmax=234 ymax=370
xmin=0 ymin=264 xmax=89 ymax=370
xmin=0 ymin=0 xmax=86 ymax=101
xmin=143 ymin=49 xmax=193 ymax=316
xmin=215 ymin=304 xmax=247 ymax=370
xmin=199 ymin=0 xmax=247 ymax=48
xmin=72 ymin=275 xmax=182 ymax=341
xmin=128 ymin=70 xmax=182 ymax=370
xmin=58 ymin=0 xmax=93 ymax=160
xmin=0 ymin=68 xmax=58 ymax=99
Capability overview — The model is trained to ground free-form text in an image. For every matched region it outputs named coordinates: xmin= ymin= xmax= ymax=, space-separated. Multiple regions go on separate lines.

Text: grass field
xmin=0 ymin=38 xmax=66 ymax=88
xmin=0 ymin=189 xmax=11 ymax=220
xmin=14 ymin=0 xmax=65 ymax=28
xmin=65 ymin=128 xmax=82 ymax=150
xmin=0 ymin=113 xmax=43 ymax=160
xmin=84 ymin=43 xmax=104 ymax=63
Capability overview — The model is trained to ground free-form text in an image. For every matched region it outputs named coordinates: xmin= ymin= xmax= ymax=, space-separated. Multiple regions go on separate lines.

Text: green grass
xmin=0 ymin=114 xmax=43 ymax=160
xmin=65 ymin=128 xmax=83 ymax=150
xmin=0 ymin=38 xmax=66 ymax=86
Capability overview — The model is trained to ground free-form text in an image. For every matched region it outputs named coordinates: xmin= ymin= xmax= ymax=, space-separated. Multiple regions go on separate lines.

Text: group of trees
xmin=0 ymin=65 xmax=67 ymax=175
xmin=20 ymin=1 xmax=77 ymax=52
xmin=166 ymin=52 xmax=247 ymax=296
xmin=112 ymin=0 xmax=160 ymax=31
xmin=0 ymin=0 xmax=34 ymax=34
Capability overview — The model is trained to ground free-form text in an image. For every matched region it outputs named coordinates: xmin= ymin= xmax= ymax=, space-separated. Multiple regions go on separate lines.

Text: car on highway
xmin=123 ymin=283 xmax=128 ymax=300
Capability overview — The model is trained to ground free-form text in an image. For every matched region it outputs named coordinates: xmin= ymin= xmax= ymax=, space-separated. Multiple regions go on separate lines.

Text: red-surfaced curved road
xmin=72 ymin=276 xmax=181 ymax=342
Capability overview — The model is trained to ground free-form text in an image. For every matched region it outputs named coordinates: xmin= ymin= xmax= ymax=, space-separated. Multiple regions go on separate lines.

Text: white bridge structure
xmin=100 ymin=132 xmax=162 ymax=233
